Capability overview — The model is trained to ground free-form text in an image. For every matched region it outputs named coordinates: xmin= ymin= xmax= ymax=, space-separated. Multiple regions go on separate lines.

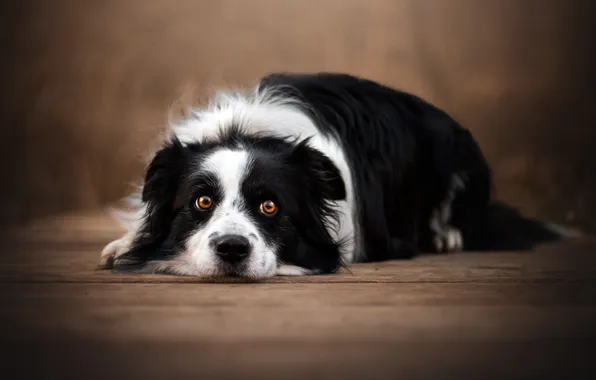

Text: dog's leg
xmin=99 ymin=192 xmax=145 ymax=268
xmin=276 ymin=265 xmax=317 ymax=276
xmin=429 ymin=173 xmax=466 ymax=253
xmin=100 ymin=231 xmax=136 ymax=267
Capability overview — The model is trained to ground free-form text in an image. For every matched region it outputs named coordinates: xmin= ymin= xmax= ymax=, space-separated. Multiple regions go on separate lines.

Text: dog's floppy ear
xmin=284 ymin=139 xmax=346 ymax=274
xmin=113 ymin=137 xmax=188 ymax=271
xmin=140 ymin=137 xmax=188 ymax=237
xmin=289 ymin=138 xmax=346 ymax=201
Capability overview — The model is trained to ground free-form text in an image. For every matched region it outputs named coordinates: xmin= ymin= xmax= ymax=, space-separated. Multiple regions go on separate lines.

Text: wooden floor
xmin=1 ymin=211 xmax=596 ymax=379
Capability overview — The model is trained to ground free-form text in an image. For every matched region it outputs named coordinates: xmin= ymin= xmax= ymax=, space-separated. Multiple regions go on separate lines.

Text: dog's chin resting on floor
xmin=99 ymin=72 xmax=569 ymax=279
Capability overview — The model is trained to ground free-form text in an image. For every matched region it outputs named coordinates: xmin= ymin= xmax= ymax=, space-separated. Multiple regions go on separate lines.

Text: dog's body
xmin=100 ymin=72 xmax=566 ymax=278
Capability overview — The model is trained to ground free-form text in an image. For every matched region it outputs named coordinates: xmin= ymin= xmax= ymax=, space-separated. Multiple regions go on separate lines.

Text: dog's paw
xmin=275 ymin=265 xmax=315 ymax=276
xmin=432 ymin=226 xmax=464 ymax=253
xmin=99 ymin=233 xmax=134 ymax=268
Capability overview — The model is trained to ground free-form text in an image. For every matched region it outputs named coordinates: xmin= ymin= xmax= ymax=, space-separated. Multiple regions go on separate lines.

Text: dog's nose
xmin=212 ymin=234 xmax=251 ymax=263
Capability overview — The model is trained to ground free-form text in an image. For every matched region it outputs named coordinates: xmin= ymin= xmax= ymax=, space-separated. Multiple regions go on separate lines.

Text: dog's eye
xmin=259 ymin=200 xmax=277 ymax=216
xmin=195 ymin=196 xmax=214 ymax=210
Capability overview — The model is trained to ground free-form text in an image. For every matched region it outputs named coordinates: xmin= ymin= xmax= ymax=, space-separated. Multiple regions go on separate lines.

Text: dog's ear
xmin=289 ymin=139 xmax=346 ymax=201
xmin=140 ymin=137 xmax=188 ymax=237
xmin=113 ymin=137 xmax=188 ymax=271
xmin=286 ymin=139 xmax=346 ymax=271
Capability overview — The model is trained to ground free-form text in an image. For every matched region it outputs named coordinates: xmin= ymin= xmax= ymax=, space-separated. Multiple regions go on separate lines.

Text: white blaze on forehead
xmin=198 ymin=147 xmax=259 ymax=237
xmin=180 ymin=146 xmax=279 ymax=278
xmin=200 ymin=148 xmax=251 ymax=200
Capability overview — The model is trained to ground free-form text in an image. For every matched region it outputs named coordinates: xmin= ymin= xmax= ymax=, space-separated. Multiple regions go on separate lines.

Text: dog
xmin=99 ymin=72 xmax=569 ymax=278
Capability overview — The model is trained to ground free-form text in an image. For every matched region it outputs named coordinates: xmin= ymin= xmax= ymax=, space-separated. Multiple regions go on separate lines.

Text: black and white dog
xmin=100 ymin=72 xmax=568 ymax=278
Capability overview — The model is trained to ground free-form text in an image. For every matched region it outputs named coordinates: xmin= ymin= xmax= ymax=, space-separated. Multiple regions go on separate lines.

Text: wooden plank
xmin=2 ymin=281 xmax=596 ymax=379
xmin=1 ymin=211 xmax=595 ymax=379
xmin=4 ymin=282 xmax=596 ymax=342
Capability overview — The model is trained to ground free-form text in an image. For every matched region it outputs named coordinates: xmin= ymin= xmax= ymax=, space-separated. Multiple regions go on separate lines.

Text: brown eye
xmin=195 ymin=196 xmax=213 ymax=210
xmin=259 ymin=200 xmax=277 ymax=215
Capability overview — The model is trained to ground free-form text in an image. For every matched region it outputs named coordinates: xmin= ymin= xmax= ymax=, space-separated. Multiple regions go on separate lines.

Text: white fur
xmin=275 ymin=265 xmax=316 ymax=276
xmin=432 ymin=226 xmax=464 ymax=252
xmin=430 ymin=173 xmax=466 ymax=252
xmin=543 ymin=223 xmax=583 ymax=238
xmin=99 ymin=231 xmax=136 ymax=267
xmin=100 ymin=190 xmax=146 ymax=266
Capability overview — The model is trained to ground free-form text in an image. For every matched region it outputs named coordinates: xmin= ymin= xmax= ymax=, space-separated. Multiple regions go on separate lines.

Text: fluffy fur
xmin=100 ymin=72 xmax=572 ymax=278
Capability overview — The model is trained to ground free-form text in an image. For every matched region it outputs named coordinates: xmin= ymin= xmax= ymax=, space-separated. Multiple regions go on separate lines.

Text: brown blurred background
xmin=1 ymin=0 xmax=595 ymax=233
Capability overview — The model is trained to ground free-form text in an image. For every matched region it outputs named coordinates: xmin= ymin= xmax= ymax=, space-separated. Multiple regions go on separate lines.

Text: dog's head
xmin=112 ymin=131 xmax=347 ymax=279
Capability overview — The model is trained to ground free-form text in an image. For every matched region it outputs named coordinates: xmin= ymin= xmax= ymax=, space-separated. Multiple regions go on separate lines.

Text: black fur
xmin=260 ymin=72 xmax=494 ymax=260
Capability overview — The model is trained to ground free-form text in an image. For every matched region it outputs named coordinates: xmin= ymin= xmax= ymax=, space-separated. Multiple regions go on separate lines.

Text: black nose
xmin=212 ymin=234 xmax=251 ymax=263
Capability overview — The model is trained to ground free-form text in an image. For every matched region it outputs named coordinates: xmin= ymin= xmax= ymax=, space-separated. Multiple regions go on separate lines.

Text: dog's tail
xmin=460 ymin=201 xmax=581 ymax=252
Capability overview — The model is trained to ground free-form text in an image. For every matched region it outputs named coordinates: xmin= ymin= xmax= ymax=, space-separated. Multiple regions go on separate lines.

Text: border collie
xmin=99 ymin=72 xmax=569 ymax=278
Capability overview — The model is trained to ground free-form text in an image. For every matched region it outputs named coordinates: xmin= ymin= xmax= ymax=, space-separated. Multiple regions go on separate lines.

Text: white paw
xmin=100 ymin=233 xmax=135 ymax=267
xmin=275 ymin=265 xmax=314 ymax=276
xmin=432 ymin=226 xmax=464 ymax=253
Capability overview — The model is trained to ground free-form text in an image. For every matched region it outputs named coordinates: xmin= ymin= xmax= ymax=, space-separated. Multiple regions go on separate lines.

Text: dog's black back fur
xmin=259 ymin=72 xmax=495 ymax=260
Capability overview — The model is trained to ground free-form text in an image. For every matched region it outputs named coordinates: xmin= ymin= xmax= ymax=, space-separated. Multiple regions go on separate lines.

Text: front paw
xmin=432 ymin=226 xmax=464 ymax=253
xmin=99 ymin=233 xmax=134 ymax=268
xmin=275 ymin=265 xmax=315 ymax=276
